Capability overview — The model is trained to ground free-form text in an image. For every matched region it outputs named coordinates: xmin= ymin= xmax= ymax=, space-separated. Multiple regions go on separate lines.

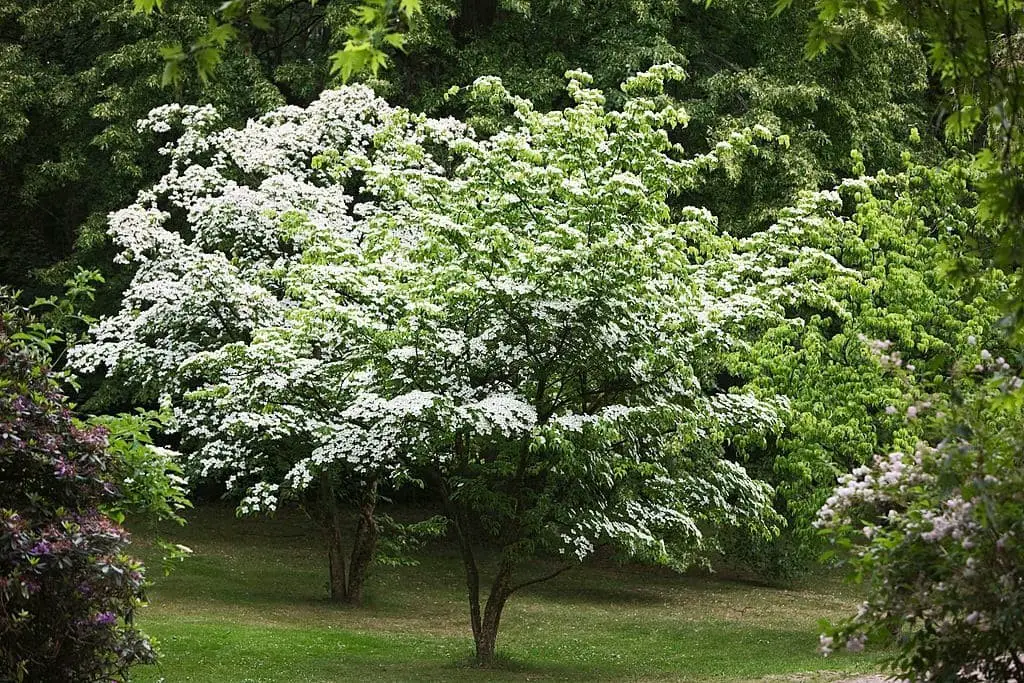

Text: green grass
xmin=130 ymin=506 xmax=884 ymax=682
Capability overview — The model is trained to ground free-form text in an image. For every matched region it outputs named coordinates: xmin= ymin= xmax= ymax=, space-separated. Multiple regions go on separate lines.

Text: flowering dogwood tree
xmin=76 ymin=67 xmax=785 ymax=649
xmin=336 ymin=68 xmax=786 ymax=661
xmin=70 ymin=87 xmax=412 ymax=603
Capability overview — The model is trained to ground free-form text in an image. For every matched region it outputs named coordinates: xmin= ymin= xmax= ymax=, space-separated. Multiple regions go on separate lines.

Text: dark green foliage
xmin=0 ymin=0 xmax=305 ymax=294
xmin=1 ymin=0 xmax=940 ymax=299
xmin=375 ymin=0 xmax=938 ymax=235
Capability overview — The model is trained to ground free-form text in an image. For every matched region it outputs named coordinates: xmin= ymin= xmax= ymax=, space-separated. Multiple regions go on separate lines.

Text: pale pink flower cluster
xmin=860 ymin=335 xmax=904 ymax=368
xmin=815 ymin=448 xmax=932 ymax=529
xmin=918 ymin=495 xmax=977 ymax=543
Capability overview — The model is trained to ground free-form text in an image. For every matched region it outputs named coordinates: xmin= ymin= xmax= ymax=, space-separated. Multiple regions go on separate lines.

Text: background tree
xmin=708 ymin=160 xmax=1009 ymax=575
xmin=0 ymin=0 xmax=370 ymax=300
xmin=1 ymin=0 xmax=941 ymax=301
xmin=374 ymin=0 xmax=940 ymax=236
xmin=778 ymin=0 xmax=1024 ymax=323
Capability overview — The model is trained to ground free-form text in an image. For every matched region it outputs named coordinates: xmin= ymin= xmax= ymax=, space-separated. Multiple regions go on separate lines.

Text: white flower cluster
xmin=239 ymin=482 xmax=280 ymax=514
xmin=816 ymin=448 xmax=934 ymax=529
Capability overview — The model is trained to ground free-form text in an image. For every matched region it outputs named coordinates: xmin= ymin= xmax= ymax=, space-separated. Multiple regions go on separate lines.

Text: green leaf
xmin=133 ymin=0 xmax=163 ymax=14
xmin=160 ymin=60 xmax=182 ymax=87
xmin=398 ymin=0 xmax=422 ymax=17
xmin=368 ymin=49 xmax=389 ymax=76
xmin=205 ymin=17 xmax=239 ymax=48
xmin=158 ymin=44 xmax=185 ymax=62
xmin=353 ymin=5 xmax=381 ymax=24
xmin=330 ymin=41 xmax=375 ymax=82
xmin=383 ymin=32 xmax=406 ymax=50
xmin=194 ymin=47 xmax=223 ymax=85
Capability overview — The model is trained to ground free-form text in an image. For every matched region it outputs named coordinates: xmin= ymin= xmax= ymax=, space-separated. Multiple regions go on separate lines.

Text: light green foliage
xmin=92 ymin=409 xmax=192 ymax=525
xmin=138 ymin=0 xmax=422 ymax=86
xmin=778 ymin=0 xmax=1024 ymax=325
xmin=712 ymin=160 xmax=1008 ymax=574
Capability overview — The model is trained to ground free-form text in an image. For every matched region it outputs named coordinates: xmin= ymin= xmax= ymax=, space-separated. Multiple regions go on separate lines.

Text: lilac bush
xmin=0 ymin=295 xmax=156 ymax=681
xmin=818 ymin=342 xmax=1024 ymax=681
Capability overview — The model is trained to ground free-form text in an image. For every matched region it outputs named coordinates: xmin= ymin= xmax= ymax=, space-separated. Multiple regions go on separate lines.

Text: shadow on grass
xmin=524 ymin=581 xmax=668 ymax=606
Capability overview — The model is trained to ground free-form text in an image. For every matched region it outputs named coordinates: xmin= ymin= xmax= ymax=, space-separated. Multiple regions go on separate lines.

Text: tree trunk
xmin=474 ymin=553 xmax=514 ymax=665
xmin=344 ymin=480 xmax=379 ymax=605
xmin=320 ymin=474 xmax=350 ymax=603
xmin=439 ymin=472 xmax=487 ymax=656
xmin=318 ymin=475 xmax=379 ymax=605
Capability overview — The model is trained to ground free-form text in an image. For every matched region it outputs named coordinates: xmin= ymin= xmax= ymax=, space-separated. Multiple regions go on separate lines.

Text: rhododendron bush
xmin=818 ymin=346 xmax=1024 ymax=681
xmin=1 ymin=294 xmax=187 ymax=681
xmin=75 ymin=64 xmax=811 ymax=659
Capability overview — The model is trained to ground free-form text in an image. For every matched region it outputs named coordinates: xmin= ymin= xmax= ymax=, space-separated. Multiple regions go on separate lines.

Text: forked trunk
xmin=343 ymin=481 xmax=379 ymax=605
xmin=319 ymin=475 xmax=379 ymax=605
xmin=474 ymin=589 xmax=510 ymax=664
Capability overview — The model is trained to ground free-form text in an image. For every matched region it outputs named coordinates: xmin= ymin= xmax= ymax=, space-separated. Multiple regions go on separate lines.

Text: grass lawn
xmin=130 ymin=506 xmax=885 ymax=682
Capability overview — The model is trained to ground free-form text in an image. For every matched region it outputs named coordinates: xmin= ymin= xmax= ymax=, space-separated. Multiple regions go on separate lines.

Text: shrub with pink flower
xmin=818 ymin=344 xmax=1024 ymax=681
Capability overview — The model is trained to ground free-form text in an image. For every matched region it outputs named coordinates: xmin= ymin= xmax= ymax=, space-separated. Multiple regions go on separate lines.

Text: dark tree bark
xmin=439 ymin=474 xmax=484 ymax=648
xmin=475 ymin=554 xmax=514 ymax=664
xmin=318 ymin=474 xmax=379 ymax=605
xmin=344 ymin=480 xmax=379 ymax=604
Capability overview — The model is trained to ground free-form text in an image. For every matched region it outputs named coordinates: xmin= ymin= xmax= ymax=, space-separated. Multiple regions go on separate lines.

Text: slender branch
xmin=509 ymin=563 xmax=573 ymax=594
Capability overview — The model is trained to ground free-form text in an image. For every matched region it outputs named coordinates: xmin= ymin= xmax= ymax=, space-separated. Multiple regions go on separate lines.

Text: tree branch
xmin=509 ymin=563 xmax=573 ymax=594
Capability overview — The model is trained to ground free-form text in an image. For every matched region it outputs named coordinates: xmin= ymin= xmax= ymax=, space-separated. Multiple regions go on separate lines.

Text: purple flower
xmin=93 ymin=611 xmax=117 ymax=626
xmin=54 ymin=457 xmax=74 ymax=479
xmin=28 ymin=540 xmax=53 ymax=556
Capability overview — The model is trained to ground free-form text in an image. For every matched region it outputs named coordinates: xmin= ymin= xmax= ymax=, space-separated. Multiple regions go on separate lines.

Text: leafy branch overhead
xmin=136 ymin=0 xmax=422 ymax=86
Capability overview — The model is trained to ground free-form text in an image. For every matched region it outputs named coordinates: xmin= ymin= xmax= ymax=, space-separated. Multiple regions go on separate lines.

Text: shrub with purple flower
xmin=0 ymin=295 xmax=156 ymax=681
